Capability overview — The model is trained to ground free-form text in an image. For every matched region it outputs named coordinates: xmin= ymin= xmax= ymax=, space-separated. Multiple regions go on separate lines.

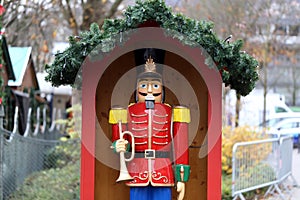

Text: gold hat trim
xmin=144 ymin=56 xmax=156 ymax=73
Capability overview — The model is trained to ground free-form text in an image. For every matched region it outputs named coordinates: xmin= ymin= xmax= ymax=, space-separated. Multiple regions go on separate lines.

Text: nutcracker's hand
xmin=115 ymin=138 xmax=128 ymax=153
xmin=177 ymin=181 xmax=185 ymax=200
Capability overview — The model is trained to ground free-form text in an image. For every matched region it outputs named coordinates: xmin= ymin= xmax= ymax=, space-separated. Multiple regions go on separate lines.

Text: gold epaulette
xmin=173 ymin=106 xmax=191 ymax=123
xmin=109 ymin=107 xmax=127 ymax=124
xmin=164 ymin=103 xmax=171 ymax=107
xmin=128 ymin=103 xmax=135 ymax=108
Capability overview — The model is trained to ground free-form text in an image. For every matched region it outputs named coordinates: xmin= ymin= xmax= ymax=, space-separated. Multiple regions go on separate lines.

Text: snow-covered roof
xmin=36 ymin=72 xmax=72 ymax=96
xmin=8 ymin=47 xmax=32 ymax=86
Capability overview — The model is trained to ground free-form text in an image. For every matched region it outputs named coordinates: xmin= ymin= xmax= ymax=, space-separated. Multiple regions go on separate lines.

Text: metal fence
xmin=232 ymin=136 xmax=298 ymax=200
xmin=0 ymin=105 xmax=80 ymax=200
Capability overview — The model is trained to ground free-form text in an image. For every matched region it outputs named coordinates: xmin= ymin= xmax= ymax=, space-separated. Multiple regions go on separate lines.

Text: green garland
xmin=45 ymin=0 xmax=259 ymax=96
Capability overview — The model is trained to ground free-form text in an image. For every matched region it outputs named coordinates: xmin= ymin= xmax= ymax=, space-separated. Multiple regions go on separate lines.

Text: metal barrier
xmin=0 ymin=105 xmax=79 ymax=200
xmin=232 ymin=136 xmax=298 ymax=200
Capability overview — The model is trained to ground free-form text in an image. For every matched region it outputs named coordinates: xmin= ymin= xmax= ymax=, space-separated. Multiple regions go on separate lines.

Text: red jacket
xmin=110 ymin=102 xmax=189 ymax=186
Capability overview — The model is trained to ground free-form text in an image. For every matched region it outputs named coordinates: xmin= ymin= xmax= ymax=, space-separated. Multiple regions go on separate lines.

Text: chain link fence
xmin=0 ymin=106 xmax=80 ymax=200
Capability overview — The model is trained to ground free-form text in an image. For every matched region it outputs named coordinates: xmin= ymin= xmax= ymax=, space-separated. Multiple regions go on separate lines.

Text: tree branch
xmin=58 ymin=0 xmax=79 ymax=35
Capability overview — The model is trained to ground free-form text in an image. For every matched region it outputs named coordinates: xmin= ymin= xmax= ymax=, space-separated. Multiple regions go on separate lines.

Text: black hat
xmin=134 ymin=48 xmax=165 ymax=76
xmin=134 ymin=48 xmax=166 ymax=103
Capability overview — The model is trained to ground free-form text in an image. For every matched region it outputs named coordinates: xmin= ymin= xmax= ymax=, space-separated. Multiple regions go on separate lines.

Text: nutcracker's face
xmin=137 ymin=78 xmax=162 ymax=103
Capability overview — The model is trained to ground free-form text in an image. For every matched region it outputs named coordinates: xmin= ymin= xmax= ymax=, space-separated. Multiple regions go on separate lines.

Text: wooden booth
xmin=80 ymin=26 xmax=222 ymax=200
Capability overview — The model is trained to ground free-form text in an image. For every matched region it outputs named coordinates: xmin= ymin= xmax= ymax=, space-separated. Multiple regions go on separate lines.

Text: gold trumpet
xmin=116 ymin=121 xmax=135 ymax=182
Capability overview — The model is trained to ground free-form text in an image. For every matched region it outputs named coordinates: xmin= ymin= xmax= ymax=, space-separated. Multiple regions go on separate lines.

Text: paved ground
xmin=266 ymin=149 xmax=300 ymax=200
xmin=288 ymin=149 xmax=300 ymax=200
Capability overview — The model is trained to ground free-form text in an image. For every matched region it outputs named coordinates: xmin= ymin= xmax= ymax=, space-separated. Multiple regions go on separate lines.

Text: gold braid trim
xmin=109 ymin=107 xmax=127 ymax=124
xmin=173 ymin=106 xmax=190 ymax=123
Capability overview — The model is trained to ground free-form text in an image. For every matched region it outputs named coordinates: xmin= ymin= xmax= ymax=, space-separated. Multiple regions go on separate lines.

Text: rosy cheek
xmin=138 ymin=95 xmax=145 ymax=102
xmin=154 ymin=95 xmax=162 ymax=103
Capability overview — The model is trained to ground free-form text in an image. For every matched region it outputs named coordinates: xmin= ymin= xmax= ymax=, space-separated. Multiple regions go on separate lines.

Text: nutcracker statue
xmin=109 ymin=49 xmax=191 ymax=200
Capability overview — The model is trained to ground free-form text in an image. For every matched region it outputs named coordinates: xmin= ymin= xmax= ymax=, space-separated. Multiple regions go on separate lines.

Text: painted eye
xmin=140 ymin=83 xmax=147 ymax=89
xmin=153 ymin=84 xmax=160 ymax=89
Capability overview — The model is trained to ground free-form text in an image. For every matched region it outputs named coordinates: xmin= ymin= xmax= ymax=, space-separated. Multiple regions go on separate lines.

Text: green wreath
xmin=45 ymin=0 xmax=258 ymax=96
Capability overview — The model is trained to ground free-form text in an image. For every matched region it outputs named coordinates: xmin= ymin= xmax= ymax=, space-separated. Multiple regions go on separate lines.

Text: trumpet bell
xmin=116 ymin=171 xmax=134 ymax=182
xmin=115 ymin=123 xmax=135 ymax=183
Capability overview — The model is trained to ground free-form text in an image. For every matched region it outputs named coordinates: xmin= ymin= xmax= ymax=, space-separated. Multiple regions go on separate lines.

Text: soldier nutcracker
xmin=109 ymin=50 xmax=190 ymax=200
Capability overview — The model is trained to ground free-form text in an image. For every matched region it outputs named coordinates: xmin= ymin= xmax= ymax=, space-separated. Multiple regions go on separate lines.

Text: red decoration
xmin=0 ymin=5 xmax=5 ymax=16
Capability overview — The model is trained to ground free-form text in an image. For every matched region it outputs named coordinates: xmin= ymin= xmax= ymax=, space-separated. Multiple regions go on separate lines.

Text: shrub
xmin=222 ymin=173 xmax=232 ymax=200
xmin=222 ymin=126 xmax=269 ymax=174
xmin=44 ymin=140 xmax=80 ymax=169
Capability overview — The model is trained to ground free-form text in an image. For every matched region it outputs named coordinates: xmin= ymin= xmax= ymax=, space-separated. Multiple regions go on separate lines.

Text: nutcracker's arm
xmin=172 ymin=106 xmax=191 ymax=182
xmin=109 ymin=107 xmax=130 ymax=152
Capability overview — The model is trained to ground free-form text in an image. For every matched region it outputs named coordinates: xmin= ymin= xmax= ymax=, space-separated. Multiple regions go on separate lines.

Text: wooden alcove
xmin=81 ymin=27 xmax=222 ymax=200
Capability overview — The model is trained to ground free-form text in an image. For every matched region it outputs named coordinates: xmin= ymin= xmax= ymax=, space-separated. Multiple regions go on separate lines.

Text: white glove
xmin=177 ymin=181 xmax=185 ymax=200
xmin=115 ymin=138 xmax=128 ymax=153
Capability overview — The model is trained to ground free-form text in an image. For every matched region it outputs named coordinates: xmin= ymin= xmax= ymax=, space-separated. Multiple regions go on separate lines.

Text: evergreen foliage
xmin=45 ymin=0 xmax=259 ymax=96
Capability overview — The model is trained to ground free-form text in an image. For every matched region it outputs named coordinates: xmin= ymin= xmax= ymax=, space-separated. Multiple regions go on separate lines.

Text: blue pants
xmin=130 ymin=186 xmax=171 ymax=200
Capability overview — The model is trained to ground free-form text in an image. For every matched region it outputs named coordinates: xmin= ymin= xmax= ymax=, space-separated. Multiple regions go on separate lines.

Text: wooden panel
xmin=164 ymin=51 xmax=208 ymax=200
xmin=95 ymin=51 xmax=135 ymax=200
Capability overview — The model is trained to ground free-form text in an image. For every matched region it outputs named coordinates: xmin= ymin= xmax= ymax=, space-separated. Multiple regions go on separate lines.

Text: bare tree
xmin=2 ymin=0 xmax=125 ymax=72
xmin=245 ymin=0 xmax=300 ymax=120
xmin=180 ymin=0 xmax=300 ymax=126
xmin=180 ymin=0 xmax=261 ymax=126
